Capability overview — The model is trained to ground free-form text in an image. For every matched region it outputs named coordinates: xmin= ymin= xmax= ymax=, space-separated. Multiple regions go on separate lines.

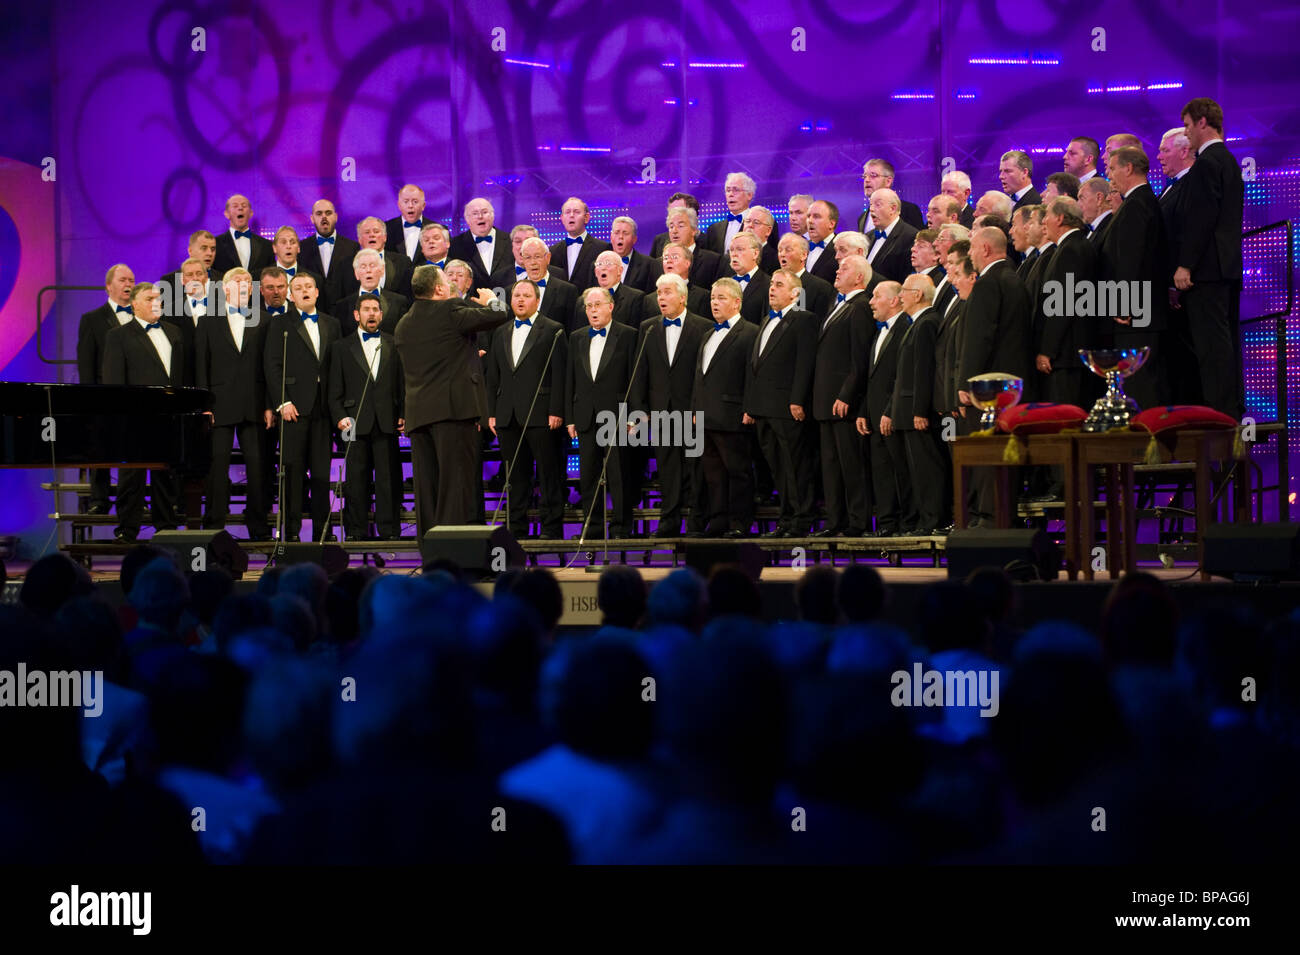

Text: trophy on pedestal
xmin=1078 ymin=347 xmax=1150 ymax=432
xmin=967 ymin=373 xmax=1024 ymax=431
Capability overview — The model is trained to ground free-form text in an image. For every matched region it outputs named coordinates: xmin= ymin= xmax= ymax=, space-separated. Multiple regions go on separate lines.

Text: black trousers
xmin=1183 ymin=282 xmax=1244 ymax=418
xmin=700 ymin=429 xmax=755 ymax=532
xmin=115 ymin=468 xmax=179 ymax=539
xmin=1113 ymin=329 xmax=1169 ymax=412
xmin=280 ymin=413 xmax=332 ymax=539
xmin=655 ymin=443 xmax=706 ymax=533
xmin=497 ymin=424 xmax=565 ymax=537
xmin=342 ymin=428 xmax=402 ymax=539
xmin=869 ymin=429 xmax=914 ymax=532
xmin=755 ymin=415 xmax=815 ymax=531
xmin=903 ymin=426 xmax=950 ymax=531
xmin=956 ymin=405 xmax=994 ymax=521
xmin=206 ymin=421 xmax=270 ymax=537
xmin=410 ymin=419 xmax=483 ymax=534
xmin=88 ymin=468 xmax=111 ymax=509
xmin=576 ymin=428 xmax=632 ymax=537
xmin=818 ymin=418 xmax=870 ymax=530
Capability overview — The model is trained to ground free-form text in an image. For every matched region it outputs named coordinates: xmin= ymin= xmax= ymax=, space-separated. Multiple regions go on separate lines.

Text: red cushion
xmin=996 ymin=402 xmax=1087 ymax=435
xmin=1131 ymin=405 xmax=1237 ymax=434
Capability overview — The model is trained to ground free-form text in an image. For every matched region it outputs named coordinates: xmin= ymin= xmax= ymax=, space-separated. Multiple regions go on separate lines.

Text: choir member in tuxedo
xmin=812 ymin=255 xmax=875 ymax=537
xmin=163 ymin=256 xmax=212 ymax=383
xmin=665 ymin=206 xmax=722 ymax=290
xmin=609 ymin=216 xmax=657 ymax=294
xmin=1081 ymin=178 xmax=1114 ymax=249
xmin=857 ymin=159 xmax=925 ymax=233
xmin=254 ymin=267 xmax=294 ymax=511
xmin=297 ymin=199 xmax=362 ymax=313
xmin=834 ymin=231 xmax=870 ymax=267
xmin=582 ymin=250 xmax=646 ymax=329
xmin=787 ymin=194 xmax=814 ymax=238
xmin=1174 ymin=98 xmax=1245 ymax=417
xmin=646 ymin=244 xmax=711 ymax=320
xmin=864 ymin=188 xmax=920 ymax=284
xmin=941 ymin=170 xmax=976 ymax=229
xmin=265 ymin=273 xmax=341 ymax=542
xmin=926 ymin=195 xmax=962 ymax=230
xmin=1011 ymin=207 xmax=1041 ymax=281
xmin=1064 ymin=137 xmax=1102 ymax=183
xmin=724 ymin=232 xmax=772 ymax=325
xmin=702 ymin=172 xmax=756 ymax=255
xmin=853 ymin=281 xmax=914 ymax=535
xmin=565 ymin=287 xmax=639 ymax=539
xmin=549 ymin=197 xmax=612 ymax=293
xmin=196 ymin=268 xmax=273 ymax=540
xmin=356 ymin=216 xmax=413 ymax=300
xmin=1101 ymin=146 xmax=1171 ymax=410
xmin=395 ymin=266 xmax=509 ymax=534
xmin=932 ymin=226 xmax=969 ymax=318
xmin=188 ymin=230 xmax=220 ymax=281
xmin=650 ymin=193 xmax=700 ymax=258
xmin=337 ymin=249 xmax=410 ymax=334
xmin=777 ymin=233 xmax=835 ymax=318
xmin=935 ymin=251 xmax=975 ymax=431
xmin=269 ymin=227 xmax=324 ymax=305
xmin=1103 ymin=133 xmax=1143 ymax=168
xmin=328 ymin=295 xmax=405 ymax=540
xmin=513 ymin=237 xmax=579 ymax=329
xmin=384 ymin=184 xmax=433 ymax=265
xmin=1043 ymin=173 xmax=1080 ymax=201
xmin=632 ymin=274 xmax=712 ymax=536
xmin=101 ymin=283 xmax=184 ymax=541
xmin=739 ymin=206 xmax=781 ymax=275
xmin=78 ymin=263 xmax=136 ymax=513
xmin=213 ymin=194 xmax=274 ymax=276
xmin=417 ymin=222 xmax=451 ymax=272
xmin=691 ymin=279 xmax=759 ymax=536
xmin=975 ymin=191 xmax=1014 ymax=221
xmin=448 ymin=197 xmax=515 ymax=291
xmin=1000 ymin=151 xmax=1041 ymax=210
xmin=1036 ymin=197 xmax=1097 ymax=411
xmin=744 ymin=269 xmax=817 ymax=536
xmin=486 ymin=280 xmax=569 ymax=540
xmin=509 ymin=224 xmax=541 ymax=282
xmin=804 ymin=200 xmax=840 ymax=284
xmin=1157 ymin=127 xmax=1200 ymax=403
xmin=444 ymin=260 xmax=474 ymax=299
xmin=956 ymin=229 xmax=1033 ymax=522
xmin=890 ymin=275 xmax=949 ymax=534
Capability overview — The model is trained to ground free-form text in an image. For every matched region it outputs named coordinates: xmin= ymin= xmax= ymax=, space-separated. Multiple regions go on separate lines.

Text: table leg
xmin=1121 ymin=462 xmax=1137 ymax=575
xmin=1196 ymin=449 xmax=1212 ymax=582
xmin=1103 ymin=463 xmax=1120 ymax=579
xmin=1079 ymin=453 xmax=1095 ymax=581
xmin=1062 ymin=447 xmax=1079 ymax=581
xmin=954 ymin=460 xmax=968 ymax=530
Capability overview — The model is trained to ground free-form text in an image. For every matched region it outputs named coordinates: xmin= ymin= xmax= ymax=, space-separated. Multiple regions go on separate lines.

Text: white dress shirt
xmin=230 ymin=227 xmax=251 ymax=269
xmin=724 ymin=209 xmax=747 ymax=253
xmin=316 ymin=233 xmax=335 ymax=275
xmin=823 ymin=286 xmax=861 ymax=330
xmin=402 ymin=220 xmax=422 ymax=261
xmin=701 ymin=315 xmax=736 ymax=373
xmin=867 ymin=217 xmax=897 ymax=264
xmin=276 ymin=259 xmax=298 ymax=279
xmin=565 ymin=232 xmax=588 ymax=277
xmin=663 ymin=310 xmax=686 ymax=365
xmin=476 ymin=232 xmax=496 ymax=274
xmin=359 ymin=326 xmax=381 ymax=377
xmin=1012 ymin=185 xmax=1034 ymax=203
xmin=300 ymin=310 xmax=321 ymax=357
xmin=1078 ymin=169 xmax=1098 ymax=182
xmin=872 ymin=311 xmax=904 ymax=365
xmin=587 ymin=323 xmax=608 ymax=376
xmin=225 ymin=308 xmax=246 ymax=352
xmin=137 ymin=318 xmax=172 ymax=377
xmin=110 ymin=298 xmax=134 ymax=325
xmin=807 ymin=233 xmax=834 ymax=272
xmin=1090 ymin=210 xmax=1111 ymax=233
xmin=760 ymin=304 xmax=789 ymax=355
xmin=511 ymin=311 xmax=537 ymax=365
xmin=188 ymin=280 xmax=212 ymax=323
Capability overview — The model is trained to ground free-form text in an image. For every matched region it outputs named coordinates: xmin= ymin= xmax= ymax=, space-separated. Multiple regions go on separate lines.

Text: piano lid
xmin=0 ymin=382 xmax=212 ymax=414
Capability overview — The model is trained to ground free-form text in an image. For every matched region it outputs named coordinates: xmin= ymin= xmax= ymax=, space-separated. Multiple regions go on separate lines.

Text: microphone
xmin=271 ymin=327 xmax=289 ymax=562
xmin=319 ymin=335 xmax=380 ymax=545
xmin=489 ymin=326 xmax=564 ymax=531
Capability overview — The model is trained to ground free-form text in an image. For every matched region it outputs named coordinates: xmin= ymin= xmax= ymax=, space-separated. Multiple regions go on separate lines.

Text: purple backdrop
xmin=2 ymin=0 xmax=1297 ymax=555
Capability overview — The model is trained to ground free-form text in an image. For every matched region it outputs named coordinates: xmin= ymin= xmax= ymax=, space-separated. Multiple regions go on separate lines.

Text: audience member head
xmin=597 ymin=565 xmax=646 ymax=629
xmin=19 ymin=553 xmax=95 ymax=617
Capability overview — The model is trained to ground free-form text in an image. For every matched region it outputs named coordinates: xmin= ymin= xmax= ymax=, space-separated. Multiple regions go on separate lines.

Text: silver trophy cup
xmin=967 ymin=373 xmax=1024 ymax=431
xmin=1078 ymin=347 xmax=1150 ymax=432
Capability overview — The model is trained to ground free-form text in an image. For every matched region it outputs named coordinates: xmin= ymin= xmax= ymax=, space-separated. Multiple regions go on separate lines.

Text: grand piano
xmin=0 ymin=382 xmax=211 ymax=469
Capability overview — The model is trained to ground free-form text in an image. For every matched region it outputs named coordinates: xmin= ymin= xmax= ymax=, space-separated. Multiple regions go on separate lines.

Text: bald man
xmin=549 ymin=196 xmax=613 ymax=292
xmin=864 ymin=188 xmax=919 ymax=283
xmin=213 ymin=194 xmax=274 ymax=275
xmin=298 ymin=198 xmax=362 ymax=312
xmin=448 ymin=197 xmax=515 ymax=289
xmin=384 ymin=183 xmax=435 ymax=264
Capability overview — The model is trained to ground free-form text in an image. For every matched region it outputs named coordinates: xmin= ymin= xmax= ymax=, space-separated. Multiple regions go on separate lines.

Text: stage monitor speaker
xmin=272 ymin=542 xmax=349 ymax=577
xmin=683 ymin=541 xmax=765 ymax=580
xmin=945 ymin=527 xmax=1060 ymax=581
xmin=150 ymin=529 xmax=249 ymax=580
xmin=1203 ymin=523 xmax=1300 ymax=581
xmin=420 ymin=525 xmax=525 ymax=577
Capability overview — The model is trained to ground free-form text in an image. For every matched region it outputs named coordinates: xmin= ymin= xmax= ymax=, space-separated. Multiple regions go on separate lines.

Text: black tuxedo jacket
xmin=650 ymin=232 xmax=670 ymax=258
xmin=933 ymin=276 xmax=957 ymax=317
xmin=1025 ymin=245 xmax=1057 ymax=341
xmin=701 ymin=218 xmax=781 ymax=258
xmin=889 ymin=306 xmax=941 ymax=425
xmin=263 ymin=309 xmax=341 ymax=416
xmin=195 ymin=311 xmax=267 ymax=425
xmin=633 ymin=312 xmax=712 ymax=412
xmin=379 ymin=249 xmax=414 ymax=299
xmin=565 ymin=320 xmax=638 ymax=431
xmin=858 ymin=315 xmax=913 ymax=422
xmin=394 ymin=298 xmax=511 ymax=430
xmin=958 ymin=205 xmax=975 ymax=229
xmin=957 ymin=259 xmax=1032 ymax=387
xmin=448 ymin=228 xmax=515 ymax=291
xmin=78 ymin=303 xmax=127 ymax=385
xmin=548 ymin=235 xmax=613 ymax=294
xmin=1038 ymin=230 xmax=1097 ymax=365
xmin=865 ymin=219 xmax=919 ymax=284
xmin=734 ymin=270 xmax=773 ymax=325
xmin=385 ymin=217 xmax=436 ymax=267
xmin=1016 ymin=248 xmax=1040 ymax=281
xmin=298 ymin=232 xmax=363 ymax=311
xmin=812 ymin=293 xmax=873 ymax=420
xmin=1178 ymin=142 xmax=1244 ymax=283
xmin=1100 ymin=183 xmax=1169 ymax=333
xmin=693 ymin=319 xmax=759 ymax=432
xmin=1159 ymin=175 xmax=1191 ymax=285
xmin=1088 ymin=212 xmax=1114 ymax=256
xmin=102 ymin=320 xmax=187 ymax=388
xmin=744 ymin=308 xmax=816 ymax=417
xmin=621 ymin=250 xmax=659 ymax=294
xmin=485 ymin=314 xmax=568 ymax=428
xmin=1012 ymin=187 xmax=1042 ymax=211
xmin=933 ymin=299 xmax=964 ymax=414
xmin=806 ymin=239 xmax=839 ymax=284
xmin=924 ymin=265 xmax=946 ymax=288
xmin=337 ymin=289 xmax=411 ymax=336
xmin=688 ymin=246 xmax=722 ymax=289
xmin=213 ymin=229 xmax=274 ymax=276
xmin=857 ymin=199 xmax=924 ymax=235
xmin=328 ymin=330 xmax=405 ymax=435
xmin=795 ymin=270 xmax=836 ymax=319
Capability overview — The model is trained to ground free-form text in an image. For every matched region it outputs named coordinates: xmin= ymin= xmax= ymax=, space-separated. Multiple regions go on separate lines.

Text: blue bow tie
xmin=192 ymin=297 xmax=208 ymax=307
xmin=726 ymin=213 xmax=743 ymax=223
xmin=143 ymin=322 xmax=162 ymax=332
xmin=115 ymin=305 xmax=133 ymax=315
xmin=316 ymin=234 xmax=335 ymax=245
xmin=301 ymin=312 xmax=318 ymax=323
xmin=515 ymin=318 xmax=532 ymax=328
xmin=663 ymin=317 xmax=681 ymax=327
xmin=403 ymin=220 xmax=423 ymax=229
xmin=589 ymin=327 xmax=607 ymax=338
xmin=875 ymin=320 xmax=888 ymax=331
xmin=836 ymin=293 xmax=847 ymax=304
xmin=733 ymin=273 xmax=750 ymax=283
xmin=809 ymin=239 xmax=825 ymax=249
xmin=361 ymin=331 xmax=381 ymax=341
xmin=282 ymin=266 xmax=296 ymax=276
xmin=266 ymin=305 xmax=286 ymax=315
xmin=535 ymin=279 xmax=546 ymax=288
xmin=713 ymin=321 xmax=730 ymax=332
xmin=768 ymin=309 xmax=781 ymax=320
xmin=434 ymin=260 xmax=446 ymax=269
xmin=233 ymin=229 xmax=252 ymax=240
xmin=360 ymin=289 xmax=380 ymax=297
xmin=515 ymin=265 xmax=526 ymax=276
xmin=475 ymin=235 xmax=492 ymax=244
xmin=621 ymin=256 xmax=630 ymax=265
xmin=565 ymin=236 xmax=584 ymax=246
xmin=872 ymin=229 xmax=887 ymax=241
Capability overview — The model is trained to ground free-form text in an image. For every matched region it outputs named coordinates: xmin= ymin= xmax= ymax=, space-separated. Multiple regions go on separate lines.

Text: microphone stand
xmin=319 ymin=337 xmax=381 ymax=565
xmin=270 ymin=326 xmax=289 ymax=566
